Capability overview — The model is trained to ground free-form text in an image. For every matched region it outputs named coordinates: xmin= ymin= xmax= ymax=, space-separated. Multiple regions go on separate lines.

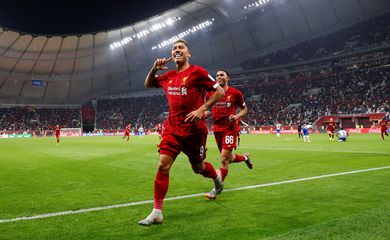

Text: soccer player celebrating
xmin=122 ymin=123 xmax=131 ymax=142
xmin=139 ymin=39 xmax=225 ymax=226
xmin=204 ymin=69 xmax=253 ymax=200
xmin=327 ymin=118 xmax=336 ymax=141
xmin=380 ymin=116 xmax=389 ymax=140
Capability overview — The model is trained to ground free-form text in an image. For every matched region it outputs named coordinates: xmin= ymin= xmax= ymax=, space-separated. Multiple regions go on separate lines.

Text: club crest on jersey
xmin=226 ymin=95 xmax=232 ymax=108
xmin=182 ymin=76 xmax=188 ymax=85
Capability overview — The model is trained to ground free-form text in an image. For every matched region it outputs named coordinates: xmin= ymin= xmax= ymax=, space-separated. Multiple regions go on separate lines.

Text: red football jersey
xmin=55 ymin=126 xmax=61 ymax=135
xmin=327 ymin=122 xmax=336 ymax=131
xmin=125 ymin=126 xmax=131 ymax=134
xmin=154 ymin=65 xmax=219 ymax=137
xmin=380 ymin=119 xmax=388 ymax=130
xmin=206 ymin=87 xmax=246 ymax=132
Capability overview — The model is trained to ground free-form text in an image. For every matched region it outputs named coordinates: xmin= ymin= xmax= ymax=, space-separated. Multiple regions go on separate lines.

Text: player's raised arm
xmin=144 ymin=57 xmax=172 ymax=88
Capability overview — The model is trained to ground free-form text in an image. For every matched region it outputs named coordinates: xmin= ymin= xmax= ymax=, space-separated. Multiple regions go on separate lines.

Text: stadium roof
xmin=0 ymin=0 xmax=389 ymax=104
xmin=0 ymin=0 xmax=191 ymax=35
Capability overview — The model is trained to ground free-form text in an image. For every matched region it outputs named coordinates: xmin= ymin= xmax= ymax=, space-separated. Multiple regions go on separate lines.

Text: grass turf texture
xmin=0 ymin=134 xmax=389 ymax=239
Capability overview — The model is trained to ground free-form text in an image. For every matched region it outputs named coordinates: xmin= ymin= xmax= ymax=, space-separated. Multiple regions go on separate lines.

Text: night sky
xmin=0 ymin=0 xmax=191 ymax=35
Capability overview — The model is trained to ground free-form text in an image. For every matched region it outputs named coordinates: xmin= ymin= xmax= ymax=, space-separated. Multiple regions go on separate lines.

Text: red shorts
xmin=214 ymin=131 xmax=238 ymax=152
xmin=327 ymin=129 xmax=334 ymax=134
xmin=158 ymin=131 xmax=207 ymax=165
xmin=124 ymin=133 xmax=130 ymax=136
xmin=55 ymin=134 xmax=60 ymax=138
xmin=381 ymin=127 xmax=387 ymax=133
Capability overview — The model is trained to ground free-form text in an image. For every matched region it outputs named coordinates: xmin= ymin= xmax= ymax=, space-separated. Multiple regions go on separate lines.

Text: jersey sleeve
xmin=195 ymin=66 xmax=219 ymax=91
xmin=154 ymin=71 xmax=173 ymax=88
xmin=235 ymin=89 xmax=246 ymax=109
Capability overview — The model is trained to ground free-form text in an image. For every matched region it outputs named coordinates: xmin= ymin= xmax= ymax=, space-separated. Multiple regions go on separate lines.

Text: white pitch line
xmin=1 ymin=165 xmax=389 ymax=224
xmin=234 ymin=146 xmax=390 ymax=155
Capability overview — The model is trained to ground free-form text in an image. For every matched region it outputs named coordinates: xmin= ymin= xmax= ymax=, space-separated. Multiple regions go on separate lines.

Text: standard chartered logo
xmin=167 ymin=86 xmax=187 ymax=96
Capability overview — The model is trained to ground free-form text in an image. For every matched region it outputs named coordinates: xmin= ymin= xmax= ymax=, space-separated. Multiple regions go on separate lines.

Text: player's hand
xmin=229 ymin=114 xmax=237 ymax=122
xmin=203 ymin=111 xmax=211 ymax=118
xmin=185 ymin=108 xmax=205 ymax=122
xmin=153 ymin=57 xmax=172 ymax=70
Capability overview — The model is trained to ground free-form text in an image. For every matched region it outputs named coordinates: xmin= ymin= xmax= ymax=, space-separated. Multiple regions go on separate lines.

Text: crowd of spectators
xmin=95 ymin=95 xmax=167 ymax=130
xmin=0 ymin=106 xmax=81 ymax=132
xmin=242 ymin=12 xmax=390 ymax=70
xmin=243 ymin=67 xmax=389 ymax=126
xmin=1 ymin=65 xmax=388 ymax=132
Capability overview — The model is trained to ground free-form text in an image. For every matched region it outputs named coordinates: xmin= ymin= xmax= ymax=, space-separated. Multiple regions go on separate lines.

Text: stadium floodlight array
xmin=243 ymin=0 xmax=271 ymax=10
xmin=151 ymin=19 xmax=214 ymax=50
xmin=110 ymin=17 xmax=181 ymax=50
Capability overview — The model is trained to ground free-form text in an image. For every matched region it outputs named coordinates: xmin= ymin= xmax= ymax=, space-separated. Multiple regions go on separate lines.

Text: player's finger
xmin=185 ymin=113 xmax=195 ymax=122
xmin=155 ymin=59 xmax=162 ymax=66
xmin=164 ymin=56 xmax=172 ymax=63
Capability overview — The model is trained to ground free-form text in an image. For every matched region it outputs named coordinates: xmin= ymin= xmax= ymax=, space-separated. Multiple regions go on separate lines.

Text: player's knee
xmin=157 ymin=162 xmax=171 ymax=173
xmin=221 ymin=155 xmax=230 ymax=164
xmin=157 ymin=165 xmax=169 ymax=173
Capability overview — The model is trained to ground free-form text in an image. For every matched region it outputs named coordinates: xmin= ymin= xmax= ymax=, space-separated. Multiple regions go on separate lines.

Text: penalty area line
xmin=1 ymin=165 xmax=390 ymax=224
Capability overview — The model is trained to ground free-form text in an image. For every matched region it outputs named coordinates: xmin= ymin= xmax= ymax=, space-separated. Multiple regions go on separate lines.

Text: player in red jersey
xmin=122 ymin=123 xmax=131 ymax=142
xmin=380 ymin=117 xmax=389 ymax=140
xmin=327 ymin=118 xmax=336 ymax=141
xmin=156 ymin=123 xmax=164 ymax=140
xmin=55 ymin=125 xmax=61 ymax=145
xmin=139 ymin=39 xmax=225 ymax=226
xmin=204 ymin=69 xmax=253 ymax=200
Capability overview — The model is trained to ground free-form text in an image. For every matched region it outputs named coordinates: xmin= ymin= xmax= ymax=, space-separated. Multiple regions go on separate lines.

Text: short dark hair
xmin=173 ymin=39 xmax=190 ymax=49
xmin=217 ymin=68 xmax=230 ymax=77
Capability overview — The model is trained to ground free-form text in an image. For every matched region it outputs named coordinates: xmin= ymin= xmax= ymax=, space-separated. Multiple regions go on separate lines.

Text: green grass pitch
xmin=0 ymin=133 xmax=389 ymax=239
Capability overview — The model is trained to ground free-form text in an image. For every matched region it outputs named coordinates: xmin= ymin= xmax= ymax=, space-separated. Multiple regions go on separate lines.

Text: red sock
xmin=219 ymin=168 xmax=228 ymax=181
xmin=234 ymin=154 xmax=246 ymax=163
xmin=200 ymin=162 xmax=217 ymax=179
xmin=154 ymin=171 xmax=169 ymax=210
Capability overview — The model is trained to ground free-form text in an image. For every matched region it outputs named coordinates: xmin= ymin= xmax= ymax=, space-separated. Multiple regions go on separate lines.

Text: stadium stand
xmin=95 ymin=96 xmax=168 ymax=130
xmin=0 ymin=105 xmax=81 ymax=132
xmin=241 ymin=13 xmax=390 ymax=70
